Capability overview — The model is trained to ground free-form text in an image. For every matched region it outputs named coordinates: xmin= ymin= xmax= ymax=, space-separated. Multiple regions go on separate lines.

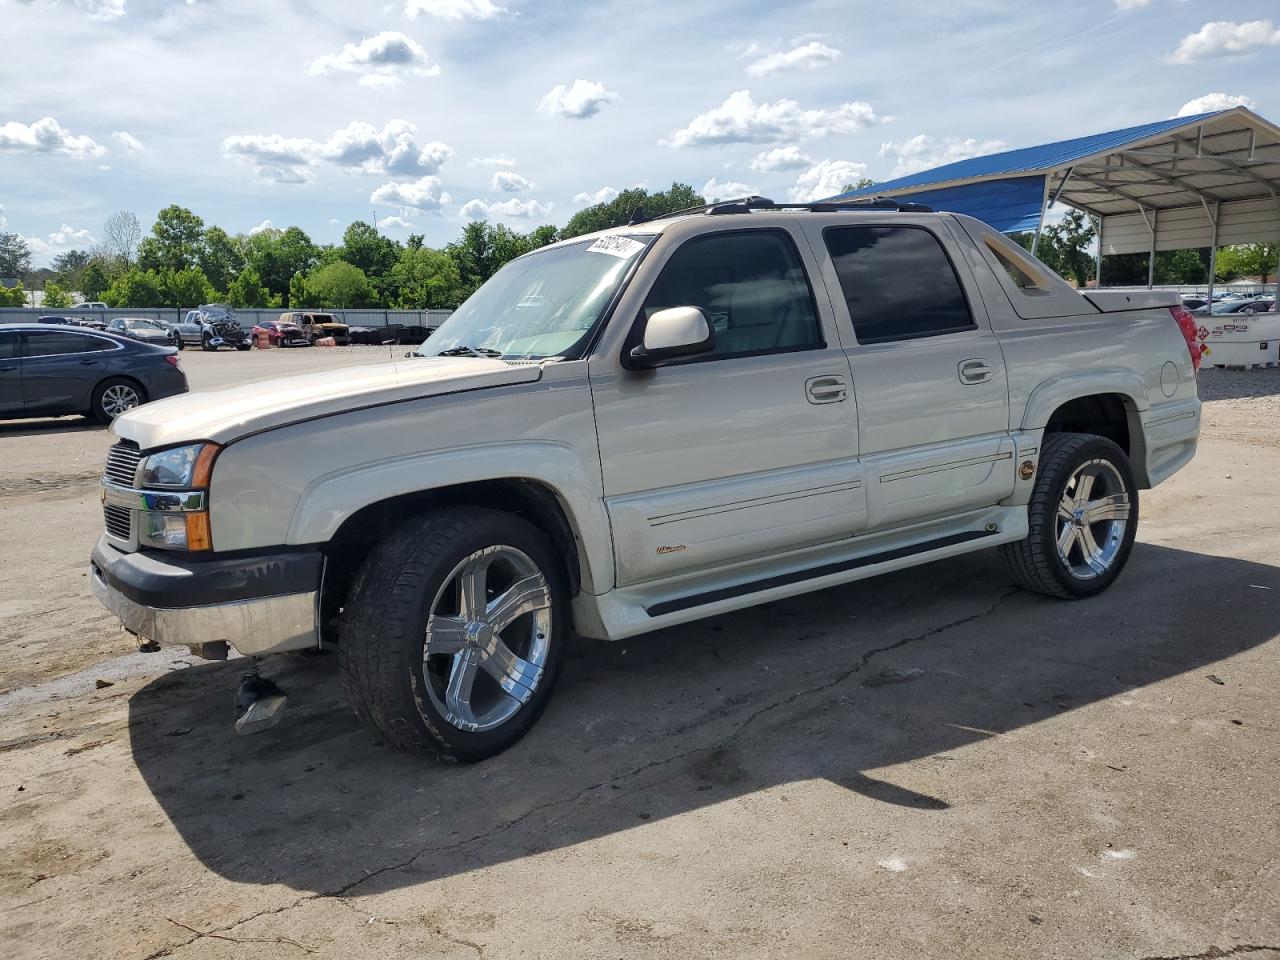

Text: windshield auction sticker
xmin=587 ymin=236 xmax=646 ymax=259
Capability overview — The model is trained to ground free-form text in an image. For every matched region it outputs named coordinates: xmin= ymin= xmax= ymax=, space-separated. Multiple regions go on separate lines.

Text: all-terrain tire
xmin=1001 ymin=432 xmax=1139 ymax=599
xmin=340 ymin=507 xmax=568 ymax=762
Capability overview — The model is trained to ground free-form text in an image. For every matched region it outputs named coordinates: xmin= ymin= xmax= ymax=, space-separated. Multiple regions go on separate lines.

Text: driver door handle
xmin=806 ymin=374 xmax=848 ymax=404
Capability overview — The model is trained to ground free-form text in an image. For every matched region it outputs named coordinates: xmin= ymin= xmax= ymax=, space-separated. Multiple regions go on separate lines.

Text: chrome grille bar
xmin=104 ymin=441 xmax=143 ymax=487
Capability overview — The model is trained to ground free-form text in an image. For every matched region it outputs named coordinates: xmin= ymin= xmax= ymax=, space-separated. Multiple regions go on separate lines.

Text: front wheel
xmin=1001 ymin=432 xmax=1138 ymax=599
xmin=340 ymin=508 xmax=566 ymax=762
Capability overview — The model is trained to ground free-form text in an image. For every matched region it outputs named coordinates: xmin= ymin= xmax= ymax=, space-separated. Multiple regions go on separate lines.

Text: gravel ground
xmin=1 ymin=355 xmax=1277 ymax=960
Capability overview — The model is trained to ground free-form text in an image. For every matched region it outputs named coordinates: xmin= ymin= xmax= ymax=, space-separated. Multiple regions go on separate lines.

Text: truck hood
xmin=113 ymin=356 xmax=542 ymax=449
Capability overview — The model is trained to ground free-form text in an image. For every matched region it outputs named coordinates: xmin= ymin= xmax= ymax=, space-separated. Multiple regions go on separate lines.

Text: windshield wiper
xmin=436 ymin=345 xmax=503 ymax=358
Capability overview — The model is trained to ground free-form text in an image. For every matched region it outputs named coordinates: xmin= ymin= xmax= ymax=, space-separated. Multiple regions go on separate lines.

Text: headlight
xmin=140 ymin=443 xmax=218 ymax=488
xmin=133 ymin=442 xmax=219 ymax=551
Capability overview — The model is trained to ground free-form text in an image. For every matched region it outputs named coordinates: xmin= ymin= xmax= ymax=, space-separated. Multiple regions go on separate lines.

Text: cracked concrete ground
xmin=1 ymin=353 xmax=1279 ymax=960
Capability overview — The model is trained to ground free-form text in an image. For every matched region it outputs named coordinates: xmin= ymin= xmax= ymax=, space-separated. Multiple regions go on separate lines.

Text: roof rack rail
xmin=630 ymin=194 xmax=933 ymax=224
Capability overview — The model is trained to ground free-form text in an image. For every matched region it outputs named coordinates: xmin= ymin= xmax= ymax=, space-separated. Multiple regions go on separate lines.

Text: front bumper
xmin=89 ymin=536 xmax=321 ymax=657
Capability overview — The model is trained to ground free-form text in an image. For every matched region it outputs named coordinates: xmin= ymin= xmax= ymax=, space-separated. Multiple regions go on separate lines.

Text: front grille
xmin=104 ymin=440 xmax=142 ymax=487
xmin=103 ymin=504 xmax=132 ymax=540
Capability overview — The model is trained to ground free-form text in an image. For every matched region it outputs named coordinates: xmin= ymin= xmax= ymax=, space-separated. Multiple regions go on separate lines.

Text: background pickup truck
xmin=89 ymin=199 xmax=1202 ymax=762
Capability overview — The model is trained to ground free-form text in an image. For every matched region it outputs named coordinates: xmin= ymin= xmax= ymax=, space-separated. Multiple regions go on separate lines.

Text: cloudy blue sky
xmin=1 ymin=0 xmax=1278 ymax=264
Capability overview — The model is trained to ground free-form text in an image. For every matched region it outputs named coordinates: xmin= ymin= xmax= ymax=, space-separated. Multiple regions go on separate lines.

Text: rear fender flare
xmin=1020 ymin=369 xmax=1149 ymax=432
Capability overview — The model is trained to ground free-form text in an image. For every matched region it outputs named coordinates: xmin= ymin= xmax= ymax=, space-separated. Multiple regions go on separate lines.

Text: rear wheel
xmin=1001 ymin=432 xmax=1138 ymax=599
xmin=91 ymin=378 xmax=145 ymax=423
xmin=340 ymin=508 xmax=566 ymax=762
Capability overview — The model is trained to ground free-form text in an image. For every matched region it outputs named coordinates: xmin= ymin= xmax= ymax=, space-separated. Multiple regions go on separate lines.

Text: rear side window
xmin=0 ymin=332 xmax=16 ymax=359
xmin=81 ymin=335 xmax=116 ymax=353
xmin=641 ymin=229 xmax=822 ymax=360
xmin=824 ymin=225 xmax=976 ymax=344
xmin=23 ymin=331 xmax=92 ymax=356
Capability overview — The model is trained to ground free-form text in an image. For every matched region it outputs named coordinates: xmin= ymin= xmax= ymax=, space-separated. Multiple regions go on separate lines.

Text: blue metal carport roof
xmin=827 ymin=107 xmax=1280 ymax=251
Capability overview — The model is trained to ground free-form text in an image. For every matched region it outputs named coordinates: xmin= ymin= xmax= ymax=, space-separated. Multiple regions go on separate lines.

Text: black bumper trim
xmin=91 ymin=535 xmax=322 ymax=609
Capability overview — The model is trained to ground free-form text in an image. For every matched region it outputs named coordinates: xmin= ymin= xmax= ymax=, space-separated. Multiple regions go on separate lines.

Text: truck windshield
xmin=417 ymin=235 xmax=654 ymax=360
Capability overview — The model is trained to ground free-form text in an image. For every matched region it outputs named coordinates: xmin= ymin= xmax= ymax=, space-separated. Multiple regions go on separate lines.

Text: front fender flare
xmin=287 ymin=441 xmax=613 ymax=595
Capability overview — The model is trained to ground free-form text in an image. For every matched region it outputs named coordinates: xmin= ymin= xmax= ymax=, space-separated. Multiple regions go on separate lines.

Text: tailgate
xmin=1084 ymin=290 xmax=1180 ymax=313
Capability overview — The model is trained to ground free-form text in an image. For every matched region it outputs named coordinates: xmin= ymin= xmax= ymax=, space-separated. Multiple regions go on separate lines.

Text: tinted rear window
xmin=24 ymin=331 xmax=93 ymax=356
xmin=824 ymin=225 xmax=976 ymax=344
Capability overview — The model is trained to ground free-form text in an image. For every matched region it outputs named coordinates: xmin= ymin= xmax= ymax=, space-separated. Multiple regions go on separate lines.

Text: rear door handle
xmin=958 ymin=359 xmax=992 ymax=385
xmin=806 ymin=374 xmax=848 ymax=404
xmin=79 ymin=359 xmax=100 ymax=366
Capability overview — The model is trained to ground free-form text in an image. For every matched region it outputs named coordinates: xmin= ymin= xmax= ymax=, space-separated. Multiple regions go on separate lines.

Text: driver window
xmin=640 ymin=230 xmax=822 ymax=361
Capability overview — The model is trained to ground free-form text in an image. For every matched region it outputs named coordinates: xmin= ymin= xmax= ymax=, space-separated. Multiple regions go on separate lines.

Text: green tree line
xmin=4 ymin=189 xmax=1273 ymax=309
xmin=0 ymin=183 xmax=703 ymax=310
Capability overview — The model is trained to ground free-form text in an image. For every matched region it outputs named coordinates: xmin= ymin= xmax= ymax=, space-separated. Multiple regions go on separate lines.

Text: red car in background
xmin=251 ymin=318 xmax=310 ymax=348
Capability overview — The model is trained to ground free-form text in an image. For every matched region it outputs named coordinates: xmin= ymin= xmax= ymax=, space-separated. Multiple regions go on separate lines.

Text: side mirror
xmin=626 ymin=306 xmax=714 ymax=369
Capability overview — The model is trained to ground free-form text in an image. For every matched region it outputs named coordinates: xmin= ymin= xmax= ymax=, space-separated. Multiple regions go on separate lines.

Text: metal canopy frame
xmin=836 ymin=107 xmax=1280 ymax=294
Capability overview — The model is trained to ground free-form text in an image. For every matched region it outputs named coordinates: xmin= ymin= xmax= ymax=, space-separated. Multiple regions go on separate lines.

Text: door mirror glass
xmin=627 ymin=306 xmax=714 ymax=369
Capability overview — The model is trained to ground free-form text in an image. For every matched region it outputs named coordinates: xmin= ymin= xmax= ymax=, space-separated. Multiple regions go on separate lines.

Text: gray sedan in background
xmin=0 ymin=325 xmax=188 ymax=423
xmin=106 ymin=316 xmax=183 ymax=348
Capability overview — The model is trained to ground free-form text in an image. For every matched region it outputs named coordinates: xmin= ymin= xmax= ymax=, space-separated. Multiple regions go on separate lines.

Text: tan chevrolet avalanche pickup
xmin=90 ymin=197 xmax=1203 ymax=762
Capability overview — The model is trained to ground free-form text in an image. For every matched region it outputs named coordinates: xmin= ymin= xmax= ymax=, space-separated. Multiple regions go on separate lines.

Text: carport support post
xmin=1091 ymin=215 xmax=1103 ymax=288
xmin=1147 ymin=209 xmax=1157 ymax=289
xmin=1030 ymin=177 xmax=1052 ymax=257
xmin=1205 ymin=201 xmax=1220 ymax=304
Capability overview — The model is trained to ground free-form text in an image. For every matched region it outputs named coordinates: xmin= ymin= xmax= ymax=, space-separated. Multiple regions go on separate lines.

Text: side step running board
xmin=645 ymin=529 xmax=996 ymax=618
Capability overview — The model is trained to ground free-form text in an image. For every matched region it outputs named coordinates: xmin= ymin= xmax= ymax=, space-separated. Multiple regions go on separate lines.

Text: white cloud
xmin=1169 ymin=20 xmax=1280 ymax=64
xmin=459 ymin=197 xmax=553 ymax=220
xmin=701 ymin=177 xmax=756 ymax=201
xmin=878 ymin=134 xmax=1007 ymax=177
xmin=377 ymin=215 xmax=416 ymax=232
xmin=112 ymin=130 xmax=145 ymax=153
xmin=0 ymin=117 xmax=105 ymax=159
xmin=75 ymin=0 xmax=125 ymax=21
xmin=469 ymin=154 xmax=517 ymax=168
xmin=222 ymin=120 xmax=452 ymax=183
xmin=490 ymin=170 xmax=532 ymax=192
xmin=1113 ymin=0 xmax=1150 ymax=10
xmin=306 ymin=31 xmax=440 ymax=87
xmin=0 ymin=205 xmax=6 ymax=231
xmin=248 ymin=219 xmax=275 ymax=235
xmin=221 ymin=133 xmax=316 ymax=183
xmin=405 ymin=0 xmax=504 ymax=19
xmin=787 ymin=160 xmax=868 ymax=202
xmin=573 ymin=186 xmax=619 ymax=205
xmin=321 ymin=120 xmax=452 ymax=174
xmin=25 ymin=223 xmax=97 ymax=258
xmin=664 ymin=91 xmax=884 ymax=148
xmin=538 ymin=79 xmax=619 ymax=119
xmin=1176 ymin=92 xmax=1257 ymax=117
xmin=746 ymin=41 xmax=841 ymax=77
xmin=749 ymin=145 xmax=811 ymax=172
xmin=370 ymin=176 xmax=452 ymax=213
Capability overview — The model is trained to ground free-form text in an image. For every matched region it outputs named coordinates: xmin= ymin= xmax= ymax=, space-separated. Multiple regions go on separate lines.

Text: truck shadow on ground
xmin=128 ymin=543 xmax=1278 ymax=895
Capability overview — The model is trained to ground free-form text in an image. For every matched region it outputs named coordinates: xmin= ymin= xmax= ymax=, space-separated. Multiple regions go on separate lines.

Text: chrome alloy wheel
xmin=100 ymin=383 xmax=141 ymax=418
xmin=423 ymin=545 xmax=553 ymax=733
xmin=1055 ymin=458 xmax=1132 ymax=580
